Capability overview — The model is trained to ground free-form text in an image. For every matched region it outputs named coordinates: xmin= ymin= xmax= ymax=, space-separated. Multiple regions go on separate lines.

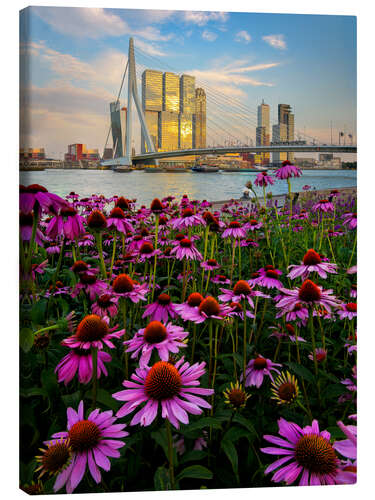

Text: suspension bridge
xmin=101 ymin=38 xmax=356 ymax=167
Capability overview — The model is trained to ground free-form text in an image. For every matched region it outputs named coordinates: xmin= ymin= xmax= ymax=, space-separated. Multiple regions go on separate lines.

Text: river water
xmin=20 ymin=169 xmax=357 ymax=205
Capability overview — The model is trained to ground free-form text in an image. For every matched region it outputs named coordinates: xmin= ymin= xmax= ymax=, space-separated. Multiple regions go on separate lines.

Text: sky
xmin=19 ymin=7 xmax=356 ymax=158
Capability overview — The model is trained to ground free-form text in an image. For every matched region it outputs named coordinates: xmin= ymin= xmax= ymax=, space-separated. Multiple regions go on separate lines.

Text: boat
xmin=191 ymin=165 xmax=220 ymax=173
xmin=164 ymin=166 xmax=188 ymax=172
xmin=113 ymin=166 xmax=132 ymax=172
xmin=144 ymin=167 xmax=165 ymax=172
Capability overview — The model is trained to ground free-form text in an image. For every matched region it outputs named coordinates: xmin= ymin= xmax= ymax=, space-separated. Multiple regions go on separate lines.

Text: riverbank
xmin=210 ymin=185 xmax=357 ymax=211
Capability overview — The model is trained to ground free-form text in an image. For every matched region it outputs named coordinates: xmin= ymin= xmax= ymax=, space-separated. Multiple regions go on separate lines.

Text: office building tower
xmin=194 ymin=88 xmax=206 ymax=149
xmin=142 ymin=70 xmax=163 ymax=152
xmin=110 ymin=102 xmax=127 ymax=157
xmin=159 ymin=111 xmax=179 ymax=151
xmin=163 ymin=72 xmax=180 ymax=113
xmin=179 ymin=75 xmax=195 ymax=149
xmin=278 ymin=103 xmax=295 ymax=162
xmin=256 ymin=99 xmax=270 ymax=164
xmin=272 ymin=123 xmax=288 ymax=164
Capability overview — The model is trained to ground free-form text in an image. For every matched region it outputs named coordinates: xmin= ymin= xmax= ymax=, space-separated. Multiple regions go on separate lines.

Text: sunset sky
xmin=20 ymin=7 xmax=356 ymax=158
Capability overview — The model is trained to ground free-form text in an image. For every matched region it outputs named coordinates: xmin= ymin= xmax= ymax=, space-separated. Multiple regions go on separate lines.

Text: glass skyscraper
xmin=142 ymin=70 xmax=163 ymax=152
xmin=256 ymin=99 xmax=270 ymax=164
xmin=194 ymin=88 xmax=206 ymax=149
xmin=110 ymin=102 xmax=126 ymax=158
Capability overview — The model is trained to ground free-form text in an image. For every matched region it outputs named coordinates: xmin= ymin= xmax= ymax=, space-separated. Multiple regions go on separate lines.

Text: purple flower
xmin=170 ymin=207 xmax=206 ymax=230
xmin=254 ymin=171 xmax=275 ymax=187
xmin=107 ymin=207 xmax=134 ymax=234
xmin=312 ymin=199 xmax=335 ymax=212
xmin=337 ymin=302 xmax=357 ymax=320
xmin=62 ymin=314 xmax=124 ymax=351
xmin=244 ymin=355 xmax=281 ymax=388
xmin=46 ymin=204 xmax=86 ymax=241
xmin=261 ymin=418 xmax=354 ymax=485
xmin=274 ymin=161 xmax=302 ymax=180
xmin=55 ymin=348 xmax=112 ymax=385
xmin=222 ymin=221 xmax=247 ymax=239
xmin=112 ymin=358 xmax=214 ymax=428
xmin=125 ymin=321 xmax=188 ymax=367
xmin=142 ymin=293 xmax=178 ymax=323
xmin=20 ymin=184 xmax=66 ymax=215
xmin=287 ymin=249 xmax=337 ymax=280
xmin=49 ymin=401 xmax=127 ymax=493
xmin=170 ymin=238 xmax=203 ymax=261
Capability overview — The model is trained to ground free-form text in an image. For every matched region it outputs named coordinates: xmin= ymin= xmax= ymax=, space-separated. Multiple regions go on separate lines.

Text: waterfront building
xmin=163 ymin=72 xmax=180 ymax=113
xmin=142 ymin=70 xmax=163 ymax=152
xmin=110 ymin=102 xmax=127 ymax=157
xmin=64 ymin=144 xmax=100 ymax=162
xmin=20 ymin=148 xmax=45 ymax=160
xmin=278 ymin=104 xmax=295 ymax=162
xmin=256 ymin=100 xmax=270 ymax=165
xmin=179 ymin=75 xmax=195 ymax=149
xmin=272 ymin=123 xmax=288 ymax=164
xmin=194 ymin=88 xmax=206 ymax=149
xmin=103 ymin=148 xmax=114 ymax=160
xmin=159 ymin=111 xmax=179 ymax=151
xmin=179 ymin=113 xmax=193 ymax=149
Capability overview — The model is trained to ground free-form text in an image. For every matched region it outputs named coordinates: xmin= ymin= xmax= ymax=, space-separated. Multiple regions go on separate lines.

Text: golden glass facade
xmin=179 ymin=113 xmax=193 ymax=149
xmin=159 ymin=111 xmax=179 ymax=151
xmin=180 ymin=75 xmax=196 ymax=115
xmin=194 ymin=88 xmax=206 ymax=148
xmin=144 ymin=110 xmax=159 ymax=151
xmin=142 ymin=70 xmax=163 ymax=111
xmin=163 ymin=72 xmax=180 ymax=113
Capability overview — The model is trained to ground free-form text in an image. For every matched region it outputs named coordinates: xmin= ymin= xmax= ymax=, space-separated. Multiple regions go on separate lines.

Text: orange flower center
xmin=228 ymin=388 xmax=246 ymax=408
xmin=207 ymin=259 xmax=218 ymax=266
xmin=79 ymin=272 xmax=96 ymax=285
xmin=295 ymin=434 xmax=337 ymax=475
xmin=229 ymin=221 xmax=241 ymax=228
xmin=303 ymin=249 xmax=322 ymax=265
xmin=109 ymin=207 xmax=125 ymax=219
xmin=112 ymin=274 xmax=134 ymax=293
xmin=346 ymin=303 xmax=357 ymax=312
xmin=233 ymin=280 xmax=252 ymax=296
xmin=75 ymin=315 xmax=109 ymax=342
xmin=277 ymin=382 xmax=297 ymax=402
xmin=180 ymin=238 xmax=192 ymax=248
xmin=140 ymin=242 xmax=154 ymax=254
xmin=150 ymin=198 xmax=164 ymax=212
xmin=266 ymin=270 xmax=279 ymax=279
xmin=253 ymin=357 xmax=267 ymax=370
xmin=182 ymin=208 xmax=194 ymax=217
xmin=145 ymin=361 xmax=182 ymax=400
xmin=298 ymin=280 xmax=322 ymax=302
xmin=72 ymin=260 xmax=88 ymax=273
xmin=187 ymin=292 xmax=204 ymax=307
xmin=68 ymin=420 xmax=101 ymax=452
xmin=41 ymin=441 xmax=71 ymax=474
xmin=198 ymin=297 xmax=220 ymax=317
xmin=87 ymin=210 xmax=107 ymax=229
xmin=144 ymin=321 xmax=168 ymax=344
xmin=157 ymin=293 xmax=171 ymax=305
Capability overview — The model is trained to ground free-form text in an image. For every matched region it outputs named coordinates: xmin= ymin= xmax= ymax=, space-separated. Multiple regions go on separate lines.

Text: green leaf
xmin=20 ymin=387 xmax=48 ymax=398
xmin=85 ymin=388 xmax=118 ymax=411
xmin=31 ymin=299 xmax=47 ymax=325
xmin=285 ymin=361 xmax=314 ymax=383
xmin=61 ymin=390 xmax=81 ymax=408
xmin=323 ymin=384 xmax=347 ymax=398
xmin=232 ymin=413 xmax=258 ymax=438
xmin=221 ymin=440 xmax=239 ymax=483
xmin=223 ymin=426 xmax=252 ymax=443
xmin=176 ymin=465 xmax=213 ymax=481
xmin=20 ymin=327 xmax=34 ymax=353
xmin=154 ymin=466 xmax=172 ymax=490
xmin=183 ymin=417 xmax=222 ymax=432
xmin=179 ymin=450 xmax=207 ymax=464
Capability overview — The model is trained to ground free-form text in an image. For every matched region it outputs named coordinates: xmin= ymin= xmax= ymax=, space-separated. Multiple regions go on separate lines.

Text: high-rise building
xmin=272 ymin=123 xmax=288 ymax=163
xmin=159 ymin=111 xmax=179 ymax=151
xmin=179 ymin=75 xmax=195 ymax=149
xmin=256 ymin=100 xmax=270 ymax=164
xmin=278 ymin=104 xmax=294 ymax=162
xmin=163 ymin=72 xmax=180 ymax=113
xmin=194 ymin=88 xmax=206 ymax=149
xmin=142 ymin=70 xmax=163 ymax=152
xmin=110 ymin=102 xmax=127 ymax=157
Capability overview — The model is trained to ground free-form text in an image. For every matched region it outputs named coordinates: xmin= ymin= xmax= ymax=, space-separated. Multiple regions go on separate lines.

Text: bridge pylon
xmin=123 ymin=38 xmax=157 ymax=166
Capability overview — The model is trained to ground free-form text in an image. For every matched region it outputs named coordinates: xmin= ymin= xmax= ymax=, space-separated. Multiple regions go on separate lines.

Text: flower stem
xmin=165 ymin=419 xmax=175 ymax=489
xmin=95 ymin=232 xmax=107 ymax=279
xmin=91 ymin=347 xmax=98 ymax=409
xmin=109 ymin=231 xmax=117 ymax=280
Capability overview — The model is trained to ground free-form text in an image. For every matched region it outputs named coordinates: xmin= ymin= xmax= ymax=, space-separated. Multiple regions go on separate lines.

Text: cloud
xmin=262 ymin=34 xmax=287 ymax=50
xmin=202 ymin=30 xmax=218 ymax=42
xmin=234 ymin=31 xmax=251 ymax=44
xmin=183 ymin=11 xmax=229 ymax=26
xmin=133 ymin=37 xmax=168 ymax=57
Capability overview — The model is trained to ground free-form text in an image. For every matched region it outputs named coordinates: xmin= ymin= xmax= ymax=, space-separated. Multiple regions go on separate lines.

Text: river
xmin=20 ymin=169 xmax=357 ymax=205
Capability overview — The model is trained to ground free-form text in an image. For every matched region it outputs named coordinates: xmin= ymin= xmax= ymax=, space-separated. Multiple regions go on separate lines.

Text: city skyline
xmin=20 ymin=7 xmax=356 ymax=158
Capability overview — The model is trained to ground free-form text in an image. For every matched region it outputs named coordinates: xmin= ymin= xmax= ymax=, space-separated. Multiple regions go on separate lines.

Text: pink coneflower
xmin=170 ymin=207 xmax=206 ymax=230
xmin=302 ymin=185 xmax=311 ymax=191
xmin=107 ymin=207 xmax=134 ymax=234
xmin=91 ymin=293 xmax=118 ymax=318
xmin=86 ymin=210 xmax=107 ymax=231
xmin=112 ymin=274 xmax=148 ymax=303
xmin=333 ymin=421 xmax=357 ymax=462
xmin=200 ymin=258 xmax=221 ymax=271
xmin=269 ymin=323 xmax=306 ymax=343
xmin=183 ymin=296 xmax=231 ymax=324
xmin=227 ymin=301 xmax=254 ymax=320
xmin=347 ymin=265 xmax=357 ymax=275
xmin=72 ymin=272 xmax=107 ymax=301
xmin=142 ymin=293 xmax=178 ymax=323
xmin=254 ymin=171 xmax=275 ymax=187
xmin=46 ymin=205 xmax=86 ymax=241
xmin=287 ymin=249 xmax=337 ymax=280
xmin=349 ymin=284 xmax=357 ymax=298
xmin=245 ymin=219 xmax=263 ymax=231
xmin=20 ymin=184 xmax=66 ymax=215
xmin=124 ymin=321 xmax=188 ymax=367
xmin=312 ymin=199 xmax=335 ymax=212
xmin=31 ymin=260 xmax=48 ymax=280
xmin=218 ymin=280 xmax=268 ymax=308
xmin=211 ymin=274 xmax=231 ymax=285
xmin=276 ymin=279 xmax=340 ymax=314
xmin=170 ymin=238 xmax=203 ymax=261
xmin=274 ymin=161 xmax=302 ymax=180
xmin=46 ymin=243 xmax=60 ymax=255
xmin=257 ymin=267 xmax=284 ymax=289
xmin=308 ymin=347 xmax=327 ymax=363
xmin=137 ymin=241 xmax=161 ymax=262
xmin=244 ymin=355 xmax=281 ymax=388
xmin=337 ymin=302 xmax=357 ymax=320
xmin=113 ymin=358 xmax=213 ymax=428
xmin=276 ymin=301 xmax=309 ymax=322
xmin=342 ymin=212 xmax=357 ymax=229
xmin=221 ymin=220 xmax=247 ymax=239
xmin=55 ymin=348 xmax=112 ymax=385
xmin=240 ymin=237 xmax=259 ymax=248
xmin=48 ymin=401 xmax=127 ymax=493
xmin=62 ymin=314 xmax=124 ymax=350
xmin=78 ymin=234 xmax=95 ymax=247
xmin=174 ymin=292 xmax=204 ymax=321
xmin=261 ymin=418 xmax=354 ymax=485
xmin=20 ymin=212 xmax=45 ymax=245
